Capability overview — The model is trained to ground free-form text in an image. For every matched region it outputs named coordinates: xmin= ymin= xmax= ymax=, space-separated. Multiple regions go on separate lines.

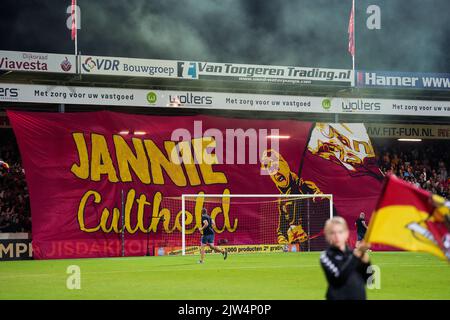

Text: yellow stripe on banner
xmin=365 ymin=205 xmax=445 ymax=260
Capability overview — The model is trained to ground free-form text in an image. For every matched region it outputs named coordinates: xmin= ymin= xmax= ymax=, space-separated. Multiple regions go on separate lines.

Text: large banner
xmin=2 ymin=83 xmax=450 ymax=117
xmin=0 ymin=50 xmax=352 ymax=85
xmin=178 ymin=61 xmax=353 ymax=86
xmin=366 ymin=123 xmax=450 ymax=140
xmin=78 ymin=54 xmax=352 ymax=85
xmin=80 ymin=55 xmax=178 ymax=78
xmin=0 ymin=50 xmax=76 ymax=74
xmin=8 ymin=111 xmax=383 ymax=259
xmin=356 ymin=70 xmax=450 ymax=90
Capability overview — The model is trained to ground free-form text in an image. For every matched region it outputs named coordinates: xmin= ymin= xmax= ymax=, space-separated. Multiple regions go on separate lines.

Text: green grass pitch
xmin=0 ymin=252 xmax=449 ymax=300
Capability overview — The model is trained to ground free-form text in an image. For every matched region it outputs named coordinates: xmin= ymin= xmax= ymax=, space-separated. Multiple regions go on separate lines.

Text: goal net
xmin=178 ymin=194 xmax=333 ymax=256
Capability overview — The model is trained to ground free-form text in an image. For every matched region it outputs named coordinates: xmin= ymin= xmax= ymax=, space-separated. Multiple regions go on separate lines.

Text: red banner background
xmin=8 ymin=111 xmax=383 ymax=258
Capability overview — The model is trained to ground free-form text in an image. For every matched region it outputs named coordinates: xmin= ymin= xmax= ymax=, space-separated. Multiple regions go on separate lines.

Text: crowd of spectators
xmin=0 ymin=129 xmax=31 ymax=233
xmin=374 ymin=139 xmax=450 ymax=199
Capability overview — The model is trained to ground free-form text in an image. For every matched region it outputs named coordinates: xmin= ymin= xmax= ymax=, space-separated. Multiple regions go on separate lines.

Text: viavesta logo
xmin=342 ymin=99 xmax=381 ymax=112
xmin=60 ymin=57 xmax=72 ymax=72
xmin=322 ymin=98 xmax=331 ymax=110
xmin=147 ymin=92 xmax=157 ymax=104
xmin=177 ymin=62 xmax=198 ymax=79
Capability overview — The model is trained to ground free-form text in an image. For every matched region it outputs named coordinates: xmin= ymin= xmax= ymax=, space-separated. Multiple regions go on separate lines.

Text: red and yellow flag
xmin=348 ymin=0 xmax=355 ymax=57
xmin=71 ymin=0 xmax=77 ymax=41
xmin=365 ymin=174 xmax=450 ymax=261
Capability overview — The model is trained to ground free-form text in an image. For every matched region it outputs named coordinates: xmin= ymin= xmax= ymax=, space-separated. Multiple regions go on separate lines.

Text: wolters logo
xmin=0 ymin=87 xmax=19 ymax=100
xmin=322 ymin=99 xmax=331 ymax=110
xmin=177 ymin=62 xmax=198 ymax=79
xmin=147 ymin=92 xmax=157 ymax=104
xmin=169 ymin=93 xmax=212 ymax=105
xmin=342 ymin=100 xmax=381 ymax=113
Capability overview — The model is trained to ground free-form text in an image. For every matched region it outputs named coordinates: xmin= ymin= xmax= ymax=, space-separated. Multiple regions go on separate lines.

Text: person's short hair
xmin=201 ymin=208 xmax=207 ymax=215
xmin=324 ymin=216 xmax=348 ymax=235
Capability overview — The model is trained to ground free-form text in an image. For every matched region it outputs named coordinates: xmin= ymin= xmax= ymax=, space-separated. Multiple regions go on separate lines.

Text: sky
xmin=0 ymin=0 xmax=449 ymax=73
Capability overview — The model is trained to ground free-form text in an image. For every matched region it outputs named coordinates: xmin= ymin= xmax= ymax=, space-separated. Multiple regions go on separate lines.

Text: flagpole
xmin=352 ymin=0 xmax=355 ymax=73
xmin=74 ymin=4 xmax=78 ymax=57
xmin=75 ymin=33 xmax=78 ymax=58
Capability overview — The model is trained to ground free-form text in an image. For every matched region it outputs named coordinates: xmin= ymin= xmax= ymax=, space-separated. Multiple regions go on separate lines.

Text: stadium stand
xmin=0 ymin=129 xmax=31 ymax=233
xmin=373 ymin=139 xmax=450 ymax=198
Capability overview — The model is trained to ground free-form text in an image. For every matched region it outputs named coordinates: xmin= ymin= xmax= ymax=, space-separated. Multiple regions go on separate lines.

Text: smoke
xmin=357 ymin=0 xmax=450 ymax=72
xmin=79 ymin=0 xmax=352 ymax=68
xmin=80 ymin=0 xmax=449 ymax=72
xmin=0 ymin=0 xmax=449 ymax=72
xmin=82 ymin=0 xmax=249 ymax=62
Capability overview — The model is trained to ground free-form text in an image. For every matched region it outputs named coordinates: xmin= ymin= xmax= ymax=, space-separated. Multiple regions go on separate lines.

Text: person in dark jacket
xmin=320 ymin=216 xmax=372 ymax=300
xmin=355 ymin=212 xmax=369 ymax=248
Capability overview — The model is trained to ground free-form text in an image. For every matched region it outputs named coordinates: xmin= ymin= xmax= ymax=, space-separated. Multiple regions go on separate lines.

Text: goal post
xmin=181 ymin=193 xmax=333 ymax=256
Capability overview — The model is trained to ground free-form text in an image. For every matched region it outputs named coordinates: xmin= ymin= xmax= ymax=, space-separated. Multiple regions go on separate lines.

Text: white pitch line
xmin=0 ymin=263 xmax=447 ymax=281
xmin=0 ymin=264 xmax=313 ymax=279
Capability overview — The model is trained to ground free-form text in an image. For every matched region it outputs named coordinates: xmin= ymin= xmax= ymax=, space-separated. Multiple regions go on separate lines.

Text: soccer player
xmin=320 ymin=217 xmax=372 ymax=300
xmin=198 ymin=208 xmax=227 ymax=264
xmin=355 ymin=212 xmax=369 ymax=248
